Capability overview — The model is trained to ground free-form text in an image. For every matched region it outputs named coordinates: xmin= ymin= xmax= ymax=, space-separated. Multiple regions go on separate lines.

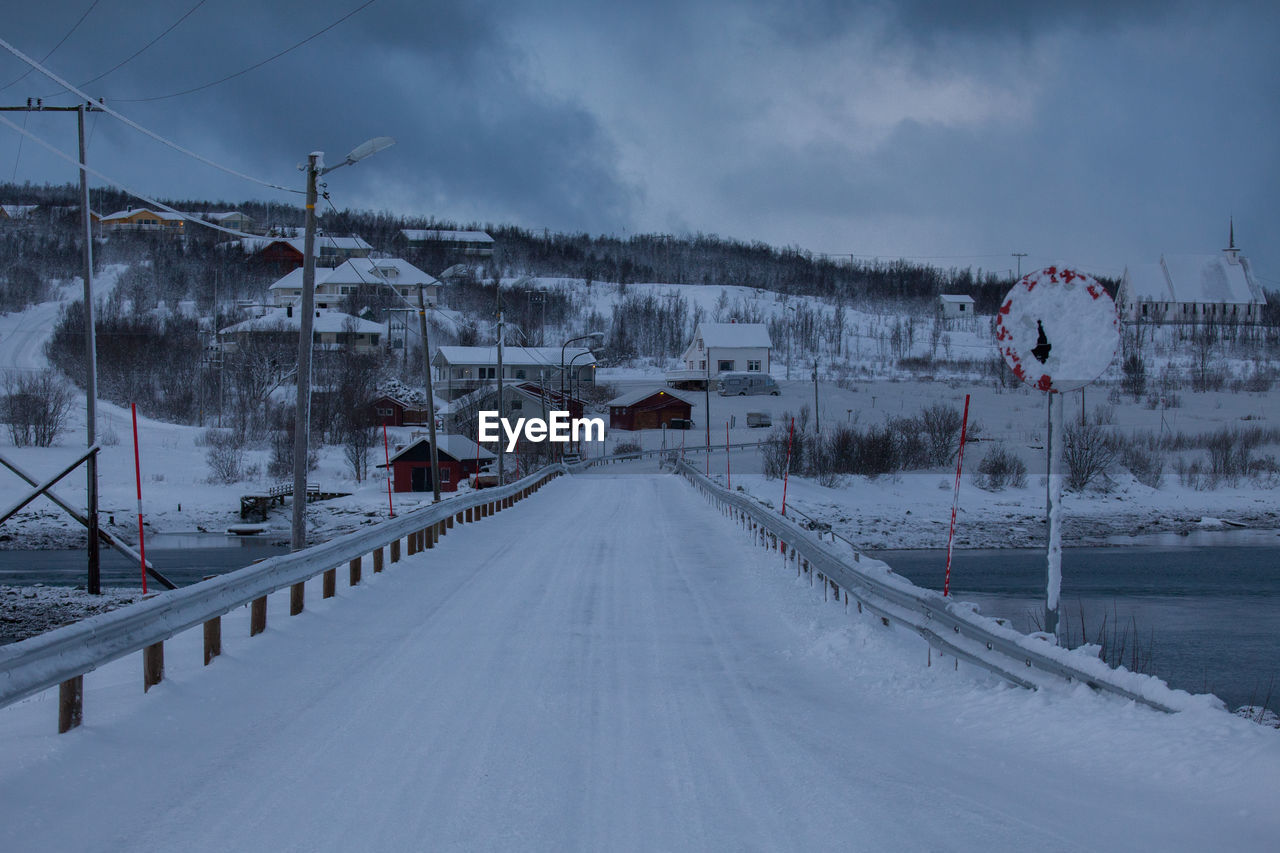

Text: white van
xmin=717 ymin=372 xmax=779 ymax=396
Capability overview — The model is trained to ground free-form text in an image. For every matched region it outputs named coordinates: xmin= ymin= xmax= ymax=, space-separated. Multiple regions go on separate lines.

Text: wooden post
xmin=58 ymin=676 xmax=83 ymax=733
xmin=250 ymin=596 xmax=267 ymax=636
xmin=390 ymin=538 xmax=401 ymax=563
xmin=447 ymin=515 xmax=454 ymax=529
xmin=349 ymin=556 xmax=362 ymax=586
xmin=437 ymin=520 xmax=446 ymax=539
xmin=466 ymin=507 xmax=473 ymax=523
xmin=373 ymin=547 xmax=384 ymax=573
xmin=424 ymin=527 xmax=434 ymax=549
xmin=455 ymin=510 xmax=463 ymax=524
xmin=323 ymin=568 xmax=336 ymax=598
xmin=204 ymin=616 xmax=222 ymax=665
xmin=407 ymin=533 xmax=417 ymax=556
xmin=290 ymin=582 xmax=304 ymax=615
xmin=143 ymin=641 xmax=164 ymax=692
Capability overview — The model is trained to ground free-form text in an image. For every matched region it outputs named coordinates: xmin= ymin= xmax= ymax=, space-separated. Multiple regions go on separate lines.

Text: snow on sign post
xmin=996 ymin=267 xmax=1119 ymax=638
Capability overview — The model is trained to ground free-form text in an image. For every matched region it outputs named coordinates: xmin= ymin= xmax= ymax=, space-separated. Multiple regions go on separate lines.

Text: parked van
xmin=717 ymin=372 xmax=779 ymax=396
xmin=746 ymin=412 xmax=772 ymax=428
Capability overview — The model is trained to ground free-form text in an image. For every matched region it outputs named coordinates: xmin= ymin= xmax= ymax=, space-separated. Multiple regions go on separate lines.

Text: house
xmin=98 ymin=206 xmax=186 ymax=233
xmin=387 ymin=433 xmax=495 ymax=493
xmin=267 ymin=258 xmax=441 ymax=311
xmin=205 ymin=211 xmax=254 ymax=232
xmin=368 ymin=381 xmax=448 ymax=427
xmin=0 ymin=204 xmax=38 ymax=221
xmin=1118 ymin=225 xmax=1268 ymax=324
xmin=241 ymin=234 xmax=374 ymax=274
xmin=399 ymin=229 xmax=494 ymax=257
xmin=939 ymin=294 xmax=975 ymax=318
xmin=608 ymin=387 xmax=694 ymax=431
xmin=433 ymin=346 xmax=596 ymax=400
xmin=446 ymin=383 xmax=585 ymax=433
xmin=217 ymin=308 xmax=383 ymax=354
xmin=679 ymin=323 xmax=772 ymax=380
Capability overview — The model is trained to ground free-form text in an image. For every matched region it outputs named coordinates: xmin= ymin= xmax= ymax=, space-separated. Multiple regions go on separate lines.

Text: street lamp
xmin=560 ymin=332 xmax=604 ymax=401
xmin=292 ymin=137 xmax=395 ymax=553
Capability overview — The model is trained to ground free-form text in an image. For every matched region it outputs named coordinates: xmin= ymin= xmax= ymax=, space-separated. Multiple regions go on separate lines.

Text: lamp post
xmin=560 ymin=332 xmax=604 ymax=401
xmin=785 ymin=304 xmax=797 ymax=382
xmin=291 ymin=137 xmax=394 ymax=552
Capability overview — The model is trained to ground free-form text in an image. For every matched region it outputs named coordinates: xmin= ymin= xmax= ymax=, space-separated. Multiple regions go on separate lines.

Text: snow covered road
xmin=3 ymin=473 xmax=1279 ymax=851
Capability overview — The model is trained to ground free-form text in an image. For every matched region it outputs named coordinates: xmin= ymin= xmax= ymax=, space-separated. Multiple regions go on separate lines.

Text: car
xmin=746 ymin=412 xmax=772 ymax=428
xmin=667 ymin=417 xmax=693 ymax=430
xmin=717 ymin=371 xmax=780 ymax=396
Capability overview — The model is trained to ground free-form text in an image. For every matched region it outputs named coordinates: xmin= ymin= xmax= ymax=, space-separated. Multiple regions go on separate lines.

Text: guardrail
xmin=673 ymin=460 xmax=1183 ymax=713
xmin=0 ymin=464 xmax=567 ymax=733
xmin=586 ymin=440 xmax=767 ymax=466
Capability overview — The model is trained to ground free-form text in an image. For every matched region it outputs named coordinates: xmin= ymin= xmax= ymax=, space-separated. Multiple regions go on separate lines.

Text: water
xmin=869 ymin=538 xmax=1280 ymax=711
xmin=0 ymin=533 xmax=289 ymax=588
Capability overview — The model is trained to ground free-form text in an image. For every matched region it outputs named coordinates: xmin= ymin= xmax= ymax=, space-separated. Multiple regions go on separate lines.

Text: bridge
xmin=239 ymin=481 xmax=349 ymax=521
xmin=1 ymin=463 xmax=1278 ymax=849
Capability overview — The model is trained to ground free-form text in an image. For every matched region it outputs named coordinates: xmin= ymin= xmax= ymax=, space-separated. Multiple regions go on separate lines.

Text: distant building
xmin=938 ymin=294 xmax=975 ymax=318
xmin=99 ymin=206 xmax=185 ymax=234
xmin=608 ymin=387 xmax=694 ymax=431
xmin=205 ymin=211 xmax=254 ymax=232
xmin=267 ymin=258 xmax=441 ymax=311
xmin=399 ymin=229 xmax=494 ymax=257
xmin=0 ymin=204 xmax=38 ymax=221
xmin=1118 ymin=224 xmax=1268 ymax=324
xmin=679 ymin=322 xmax=772 ymax=379
xmin=240 ymin=234 xmax=374 ymax=275
xmin=387 ymin=434 xmax=495 ymax=493
xmin=216 ymin=308 xmax=383 ymax=354
xmin=433 ymin=346 xmax=596 ymax=400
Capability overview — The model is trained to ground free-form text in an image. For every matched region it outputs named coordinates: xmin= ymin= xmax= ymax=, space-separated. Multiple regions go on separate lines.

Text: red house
xmin=608 ymin=387 xmax=694 ymax=431
xmin=370 ymin=395 xmax=431 ymax=427
xmin=388 ymin=434 xmax=495 ymax=493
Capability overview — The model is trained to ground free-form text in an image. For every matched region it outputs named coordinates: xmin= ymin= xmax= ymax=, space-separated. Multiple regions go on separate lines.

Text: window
xmin=958 ymin=304 xmax=966 ymax=312
xmin=440 ymin=468 xmax=451 ymax=482
xmin=699 ymin=360 xmax=706 ymax=370
xmin=510 ymin=399 xmax=523 ymax=411
xmin=479 ymin=367 xmax=497 ymax=379
xmin=515 ymin=369 xmax=526 ymax=379
xmin=718 ymin=360 xmax=735 ymax=372
xmin=376 ymin=407 xmax=393 ymax=418
xmin=747 ymin=360 xmax=761 ymax=371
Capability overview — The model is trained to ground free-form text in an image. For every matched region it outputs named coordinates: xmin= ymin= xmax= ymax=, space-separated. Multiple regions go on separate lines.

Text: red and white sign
xmin=995 ymin=266 xmax=1120 ymax=393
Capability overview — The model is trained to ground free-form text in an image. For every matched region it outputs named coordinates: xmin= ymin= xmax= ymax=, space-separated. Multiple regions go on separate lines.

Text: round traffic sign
xmin=995 ymin=267 xmax=1120 ymax=393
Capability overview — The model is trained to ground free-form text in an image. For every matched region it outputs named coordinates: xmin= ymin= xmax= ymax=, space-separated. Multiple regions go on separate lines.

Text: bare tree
xmin=2 ymin=369 xmax=74 ymax=447
xmin=1063 ymin=420 xmax=1117 ymax=492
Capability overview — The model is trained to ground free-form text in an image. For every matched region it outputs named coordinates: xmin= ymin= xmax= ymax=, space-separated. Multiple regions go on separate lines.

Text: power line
xmin=0 ymin=110 xmax=266 ymax=240
xmin=0 ymin=34 xmax=302 ymax=194
xmin=58 ymin=0 xmax=208 ymax=94
xmin=0 ymin=0 xmax=102 ymax=93
xmin=114 ymin=0 xmax=379 ymax=103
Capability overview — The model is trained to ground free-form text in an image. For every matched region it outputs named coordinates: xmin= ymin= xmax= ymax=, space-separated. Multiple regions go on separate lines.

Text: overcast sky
xmin=2 ymin=0 xmax=1277 ymax=283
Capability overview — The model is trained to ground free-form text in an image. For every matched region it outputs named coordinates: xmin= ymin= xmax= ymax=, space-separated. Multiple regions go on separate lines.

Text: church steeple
xmin=1229 ymin=217 xmax=1235 ymax=250
xmin=1224 ymin=217 xmax=1241 ymax=264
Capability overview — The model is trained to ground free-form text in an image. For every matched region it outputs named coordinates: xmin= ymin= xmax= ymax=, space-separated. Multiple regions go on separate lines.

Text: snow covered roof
xmin=401 ymin=229 xmax=494 ymax=244
xmin=695 ymin=322 xmax=772 ymax=349
xmin=0 ymin=204 xmax=37 ymax=218
xmin=1123 ymin=253 xmax=1265 ymax=305
xmin=100 ymin=207 xmax=185 ymax=222
xmin=218 ymin=309 xmax=384 ymax=336
xmin=389 ymin=434 xmax=496 ymax=464
xmin=268 ymin=258 xmax=439 ymax=292
xmin=241 ymin=235 xmax=373 ymax=256
xmin=434 ymin=346 xmax=594 ymax=368
xmin=939 ymin=294 xmax=975 ymax=304
xmin=607 ymin=387 xmax=696 ymax=407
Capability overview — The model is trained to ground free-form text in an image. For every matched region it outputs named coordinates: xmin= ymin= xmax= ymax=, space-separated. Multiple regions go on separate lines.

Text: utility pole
xmin=496 ymin=288 xmax=505 ymax=484
xmin=3 ymin=98 xmax=106 ymax=592
xmin=290 ymin=153 xmax=320 ymax=551
xmin=417 ymin=284 xmax=442 ymax=502
xmin=1013 ymin=252 xmax=1028 ymax=280
xmin=813 ymin=359 xmax=820 ymax=434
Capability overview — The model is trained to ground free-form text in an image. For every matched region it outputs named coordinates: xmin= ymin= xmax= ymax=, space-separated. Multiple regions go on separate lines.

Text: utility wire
xmin=0 ymin=33 xmax=302 ymax=194
xmin=0 ymin=111 xmax=265 ymax=240
xmin=0 ymin=0 xmax=102 ymax=92
xmin=56 ymin=0 xmax=208 ymax=94
xmin=114 ymin=0 xmax=379 ymax=103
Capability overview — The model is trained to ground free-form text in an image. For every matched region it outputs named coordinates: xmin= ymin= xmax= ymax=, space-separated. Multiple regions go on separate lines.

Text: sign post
xmin=995 ymin=267 xmax=1118 ymax=638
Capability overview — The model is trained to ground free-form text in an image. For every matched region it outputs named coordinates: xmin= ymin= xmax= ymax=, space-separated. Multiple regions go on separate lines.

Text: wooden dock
xmin=238 ymin=483 xmax=349 ymax=522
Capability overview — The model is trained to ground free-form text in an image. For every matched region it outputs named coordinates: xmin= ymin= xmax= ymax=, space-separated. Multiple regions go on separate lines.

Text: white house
xmin=1118 ymin=226 xmax=1268 ymax=324
xmin=400 ymin=229 xmax=494 ymax=256
xmin=433 ymin=346 xmax=596 ymax=400
xmin=939 ymin=294 xmax=976 ymax=318
xmin=267 ymin=257 xmax=442 ymax=311
xmin=217 ymin=308 xmax=384 ymax=354
xmin=680 ymin=323 xmax=772 ymax=379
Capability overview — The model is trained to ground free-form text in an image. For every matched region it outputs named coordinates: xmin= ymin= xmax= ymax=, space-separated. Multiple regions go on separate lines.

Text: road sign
xmin=995 ymin=267 xmax=1119 ymax=393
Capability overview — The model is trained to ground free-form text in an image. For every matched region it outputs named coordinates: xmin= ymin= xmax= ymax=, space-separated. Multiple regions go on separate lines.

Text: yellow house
xmin=99 ymin=206 xmax=186 ymax=233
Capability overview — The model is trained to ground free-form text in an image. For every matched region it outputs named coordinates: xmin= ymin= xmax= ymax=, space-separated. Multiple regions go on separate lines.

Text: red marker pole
xmin=726 ymin=422 xmax=731 ymax=489
xmin=781 ymin=416 xmax=794 ymax=517
xmin=943 ymin=394 xmax=971 ymax=597
xmin=383 ymin=421 xmax=394 ymax=518
xmin=130 ymin=403 xmax=147 ymax=595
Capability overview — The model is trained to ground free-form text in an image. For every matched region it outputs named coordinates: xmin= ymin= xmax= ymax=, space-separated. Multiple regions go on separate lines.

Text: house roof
xmin=608 ymin=387 xmax=696 ymax=408
xmin=1123 ymin=253 xmax=1265 ymax=305
xmin=401 ymin=229 xmax=494 ymax=244
xmin=0 ymin=204 xmax=38 ymax=218
xmin=100 ymin=207 xmax=184 ymax=223
xmin=939 ymin=294 xmax=975 ymax=304
xmin=434 ymin=346 xmax=595 ymax=368
xmin=389 ymin=434 xmax=496 ymax=464
xmin=696 ymin=322 xmax=772 ymax=349
xmin=268 ymin=257 xmax=439 ymax=292
xmin=241 ymin=234 xmax=373 ymax=257
xmin=218 ymin=309 xmax=384 ymax=336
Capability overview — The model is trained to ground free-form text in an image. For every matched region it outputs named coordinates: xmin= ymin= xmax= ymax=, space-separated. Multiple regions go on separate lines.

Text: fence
xmin=0 ymin=464 xmax=566 ymax=732
xmin=673 ymin=460 xmax=1183 ymax=713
